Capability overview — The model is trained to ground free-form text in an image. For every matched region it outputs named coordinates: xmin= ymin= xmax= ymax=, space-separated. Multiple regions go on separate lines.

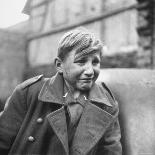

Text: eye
xmin=74 ymin=58 xmax=87 ymax=65
xmin=92 ymin=58 xmax=100 ymax=65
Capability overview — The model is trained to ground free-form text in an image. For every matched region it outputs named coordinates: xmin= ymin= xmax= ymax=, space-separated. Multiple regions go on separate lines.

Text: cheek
xmin=71 ymin=68 xmax=83 ymax=80
xmin=94 ymin=67 xmax=100 ymax=80
xmin=64 ymin=66 xmax=82 ymax=81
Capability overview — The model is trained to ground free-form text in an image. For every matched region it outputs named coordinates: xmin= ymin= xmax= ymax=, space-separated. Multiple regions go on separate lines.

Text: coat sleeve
xmin=96 ymin=106 xmax=122 ymax=155
xmin=0 ymin=86 xmax=27 ymax=154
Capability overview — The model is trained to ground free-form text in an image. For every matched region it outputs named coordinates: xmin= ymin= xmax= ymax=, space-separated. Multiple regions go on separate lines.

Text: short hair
xmin=57 ymin=28 xmax=104 ymax=61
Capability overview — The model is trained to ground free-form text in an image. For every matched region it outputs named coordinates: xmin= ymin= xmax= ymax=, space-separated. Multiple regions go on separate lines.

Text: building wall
xmin=26 ymin=0 xmax=139 ymax=67
xmin=0 ymin=30 xmax=26 ymax=102
xmin=23 ymin=0 xmax=154 ymax=70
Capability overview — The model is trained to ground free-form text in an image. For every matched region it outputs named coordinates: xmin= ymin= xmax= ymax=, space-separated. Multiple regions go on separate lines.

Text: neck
xmin=73 ymin=90 xmax=81 ymax=99
xmin=64 ymin=80 xmax=82 ymax=99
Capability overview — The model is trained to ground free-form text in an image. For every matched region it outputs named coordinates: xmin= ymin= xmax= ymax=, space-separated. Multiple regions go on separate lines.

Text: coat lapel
xmin=46 ymin=107 xmax=69 ymax=155
xmin=71 ymin=101 xmax=114 ymax=155
xmin=71 ymin=83 xmax=115 ymax=155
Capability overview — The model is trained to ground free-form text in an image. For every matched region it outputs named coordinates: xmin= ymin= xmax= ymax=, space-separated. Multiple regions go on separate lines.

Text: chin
xmin=76 ymin=82 xmax=94 ymax=91
xmin=79 ymin=85 xmax=92 ymax=91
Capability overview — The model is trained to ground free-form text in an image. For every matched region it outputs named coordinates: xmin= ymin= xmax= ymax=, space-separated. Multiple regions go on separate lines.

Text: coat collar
xmin=38 ymin=73 xmax=112 ymax=107
xmin=38 ymin=73 xmax=64 ymax=104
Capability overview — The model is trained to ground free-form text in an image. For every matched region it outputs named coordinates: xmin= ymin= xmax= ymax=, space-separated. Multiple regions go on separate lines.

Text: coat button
xmin=37 ymin=118 xmax=43 ymax=123
xmin=28 ymin=136 xmax=35 ymax=142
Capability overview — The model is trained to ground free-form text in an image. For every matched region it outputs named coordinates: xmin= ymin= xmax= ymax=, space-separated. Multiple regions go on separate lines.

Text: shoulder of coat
xmin=100 ymin=82 xmax=119 ymax=115
xmin=20 ymin=74 xmax=44 ymax=89
xmin=101 ymin=82 xmax=115 ymax=101
xmin=98 ymin=82 xmax=118 ymax=107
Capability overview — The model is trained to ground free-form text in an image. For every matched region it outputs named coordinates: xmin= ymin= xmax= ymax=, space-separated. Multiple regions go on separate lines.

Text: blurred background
xmin=0 ymin=0 xmax=154 ymax=110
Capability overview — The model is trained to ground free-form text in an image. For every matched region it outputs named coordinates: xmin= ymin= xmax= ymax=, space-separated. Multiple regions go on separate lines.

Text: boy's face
xmin=61 ymin=49 xmax=101 ymax=91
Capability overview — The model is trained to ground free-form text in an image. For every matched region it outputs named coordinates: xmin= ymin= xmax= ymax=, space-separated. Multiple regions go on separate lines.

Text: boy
xmin=0 ymin=28 xmax=122 ymax=155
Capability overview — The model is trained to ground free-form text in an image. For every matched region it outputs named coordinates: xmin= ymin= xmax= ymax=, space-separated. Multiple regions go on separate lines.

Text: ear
xmin=55 ymin=57 xmax=63 ymax=74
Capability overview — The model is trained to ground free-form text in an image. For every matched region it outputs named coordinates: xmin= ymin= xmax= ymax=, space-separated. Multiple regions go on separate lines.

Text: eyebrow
xmin=74 ymin=52 xmax=100 ymax=63
xmin=74 ymin=48 xmax=99 ymax=61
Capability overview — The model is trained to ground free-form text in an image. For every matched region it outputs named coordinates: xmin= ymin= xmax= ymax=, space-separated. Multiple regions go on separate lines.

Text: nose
xmin=84 ymin=63 xmax=94 ymax=77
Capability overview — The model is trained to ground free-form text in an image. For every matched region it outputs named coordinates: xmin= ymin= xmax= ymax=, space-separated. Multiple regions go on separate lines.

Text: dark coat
xmin=0 ymin=73 xmax=122 ymax=155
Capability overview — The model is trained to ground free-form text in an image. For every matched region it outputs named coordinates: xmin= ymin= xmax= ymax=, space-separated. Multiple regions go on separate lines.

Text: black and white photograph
xmin=0 ymin=0 xmax=155 ymax=154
